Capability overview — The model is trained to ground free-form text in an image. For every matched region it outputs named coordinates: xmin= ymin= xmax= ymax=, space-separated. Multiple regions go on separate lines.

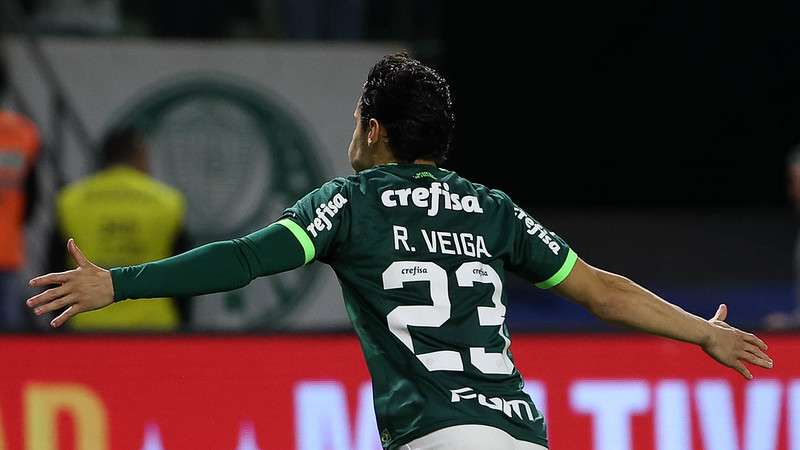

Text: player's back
xmin=283 ymin=163 xmax=575 ymax=449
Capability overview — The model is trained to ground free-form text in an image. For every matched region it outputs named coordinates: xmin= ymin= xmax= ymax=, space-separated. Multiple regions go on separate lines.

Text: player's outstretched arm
xmin=26 ymin=220 xmax=310 ymax=328
xmin=552 ymin=258 xmax=773 ymax=379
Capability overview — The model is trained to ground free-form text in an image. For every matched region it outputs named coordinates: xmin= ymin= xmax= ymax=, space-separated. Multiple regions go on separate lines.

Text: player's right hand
xmin=26 ymin=238 xmax=114 ymax=328
xmin=701 ymin=304 xmax=773 ymax=380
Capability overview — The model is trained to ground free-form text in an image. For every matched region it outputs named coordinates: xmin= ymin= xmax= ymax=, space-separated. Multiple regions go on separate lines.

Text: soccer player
xmin=25 ymin=53 xmax=772 ymax=450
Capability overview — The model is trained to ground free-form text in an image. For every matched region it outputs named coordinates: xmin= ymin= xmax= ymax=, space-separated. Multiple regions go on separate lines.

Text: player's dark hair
xmin=360 ymin=52 xmax=455 ymax=164
xmin=99 ymin=126 xmax=146 ymax=168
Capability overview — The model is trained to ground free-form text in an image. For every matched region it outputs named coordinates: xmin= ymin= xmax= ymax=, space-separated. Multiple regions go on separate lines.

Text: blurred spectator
xmin=50 ymin=127 xmax=189 ymax=331
xmin=765 ymin=147 xmax=800 ymax=329
xmin=0 ymin=52 xmax=40 ymax=331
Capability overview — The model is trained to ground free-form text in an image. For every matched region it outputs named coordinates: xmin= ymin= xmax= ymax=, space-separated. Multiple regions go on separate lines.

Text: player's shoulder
xmin=445 ymin=171 xmax=515 ymax=210
xmin=313 ymin=175 xmax=356 ymax=198
xmin=319 ymin=169 xmax=388 ymax=198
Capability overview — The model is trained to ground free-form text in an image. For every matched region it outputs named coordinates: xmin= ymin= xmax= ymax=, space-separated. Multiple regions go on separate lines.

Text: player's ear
xmin=367 ymin=118 xmax=381 ymax=147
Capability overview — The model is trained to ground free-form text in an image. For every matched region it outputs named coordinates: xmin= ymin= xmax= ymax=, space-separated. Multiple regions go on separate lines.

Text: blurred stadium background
xmin=1 ymin=1 xmax=799 ymax=449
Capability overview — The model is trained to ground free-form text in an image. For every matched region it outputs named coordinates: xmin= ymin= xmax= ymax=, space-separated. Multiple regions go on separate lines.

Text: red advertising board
xmin=0 ymin=334 xmax=798 ymax=450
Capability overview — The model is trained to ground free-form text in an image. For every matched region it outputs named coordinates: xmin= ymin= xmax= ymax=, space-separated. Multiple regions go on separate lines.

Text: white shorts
xmin=399 ymin=424 xmax=548 ymax=450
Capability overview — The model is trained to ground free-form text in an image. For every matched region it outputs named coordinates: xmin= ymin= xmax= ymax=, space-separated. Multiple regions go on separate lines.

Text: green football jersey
xmin=282 ymin=163 xmax=576 ymax=449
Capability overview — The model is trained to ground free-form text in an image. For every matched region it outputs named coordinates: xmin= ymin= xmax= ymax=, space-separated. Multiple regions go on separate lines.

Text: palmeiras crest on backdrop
xmin=107 ymin=74 xmax=328 ymax=330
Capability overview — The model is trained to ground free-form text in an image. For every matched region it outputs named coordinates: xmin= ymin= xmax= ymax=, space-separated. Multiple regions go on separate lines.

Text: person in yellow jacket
xmin=51 ymin=126 xmax=188 ymax=331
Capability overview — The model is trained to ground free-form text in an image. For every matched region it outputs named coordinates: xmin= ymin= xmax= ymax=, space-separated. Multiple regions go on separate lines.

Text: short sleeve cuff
xmin=534 ymin=249 xmax=578 ymax=289
xmin=276 ymin=218 xmax=316 ymax=264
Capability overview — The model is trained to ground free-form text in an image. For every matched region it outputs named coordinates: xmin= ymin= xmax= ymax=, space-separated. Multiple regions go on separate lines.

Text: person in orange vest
xmin=0 ymin=53 xmax=40 ymax=330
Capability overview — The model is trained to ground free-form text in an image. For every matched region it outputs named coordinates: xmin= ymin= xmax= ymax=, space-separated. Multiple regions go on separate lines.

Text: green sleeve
xmin=281 ymin=178 xmax=351 ymax=263
xmin=498 ymin=191 xmax=577 ymax=289
xmin=110 ymin=220 xmax=310 ymax=301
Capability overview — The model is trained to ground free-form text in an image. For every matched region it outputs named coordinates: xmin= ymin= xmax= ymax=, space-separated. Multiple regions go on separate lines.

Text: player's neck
xmin=372 ymin=143 xmax=436 ymax=167
xmin=413 ymin=159 xmax=436 ymax=166
xmin=379 ymin=158 xmax=437 ymax=167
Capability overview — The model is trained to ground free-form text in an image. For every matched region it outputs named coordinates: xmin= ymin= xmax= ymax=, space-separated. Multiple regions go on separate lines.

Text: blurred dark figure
xmin=765 ymin=148 xmax=800 ymax=330
xmin=279 ymin=0 xmax=364 ymax=39
xmin=49 ymin=127 xmax=190 ymax=331
xmin=0 ymin=52 xmax=40 ymax=331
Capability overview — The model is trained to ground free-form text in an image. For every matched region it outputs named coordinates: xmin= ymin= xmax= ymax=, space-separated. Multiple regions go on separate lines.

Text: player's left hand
xmin=701 ymin=304 xmax=773 ymax=380
xmin=25 ymin=238 xmax=114 ymax=328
